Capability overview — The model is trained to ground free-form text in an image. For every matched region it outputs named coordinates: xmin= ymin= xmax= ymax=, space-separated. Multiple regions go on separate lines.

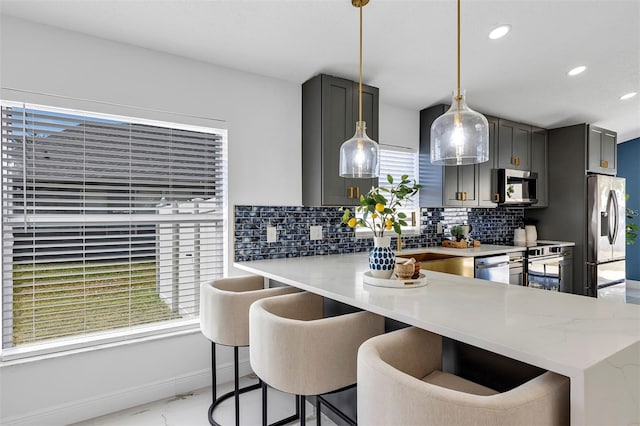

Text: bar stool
xmin=357 ymin=326 xmax=570 ymax=425
xmin=249 ymin=291 xmax=385 ymax=426
xmin=200 ymin=275 xmax=299 ymax=426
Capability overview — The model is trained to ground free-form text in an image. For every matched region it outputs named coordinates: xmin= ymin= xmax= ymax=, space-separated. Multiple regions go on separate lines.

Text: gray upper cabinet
xmin=497 ymin=119 xmax=531 ymax=170
xmin=419 ymin=105 xmax=496 ymax=208
xmin=478 ymin=116 xmax=499 ymax=207
xmin=419 ymin=105 xmax=548 ymax=209
xmin=302 ymin=74 xmax=379 ymax=206
xmin=443 ymin=163 xmax=478 ymax=206
xmin=419 ymin=105 xmax=447 ymax=207
xmin=530 ymin=126 xmax=548 ymax=208
xmin=587 ymin=125 xmax=617 ymax=175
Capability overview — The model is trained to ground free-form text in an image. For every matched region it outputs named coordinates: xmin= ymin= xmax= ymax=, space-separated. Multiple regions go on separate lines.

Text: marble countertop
xmin=235 ymin=251 xmax=639 ymax=425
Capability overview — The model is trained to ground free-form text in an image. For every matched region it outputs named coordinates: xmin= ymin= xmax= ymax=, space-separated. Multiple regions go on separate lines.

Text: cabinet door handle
xmin=512 ymin=156 xmax=521 ymax=166
xmin=455 ymin=191 xmax=460 ymax=200
xmin=461 ymin=192 xmax=468 ymax=201
xmin=493 ymin=193 xmax=500 ymax=203
xmin=348 ymin=186 xmax=361 ymax=199
xmin=601 ymin=159 xmax=609 ymax=169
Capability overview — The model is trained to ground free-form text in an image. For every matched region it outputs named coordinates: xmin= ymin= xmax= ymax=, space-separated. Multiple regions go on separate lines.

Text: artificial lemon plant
xmin=342 ymin=174 xmax=422 ymax=237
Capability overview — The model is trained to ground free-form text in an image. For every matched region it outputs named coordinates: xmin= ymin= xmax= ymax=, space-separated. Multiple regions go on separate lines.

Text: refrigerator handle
xmin=611 ymin=190 xmax=620 ymax=244
xmin=600 ymin=190 xmax=618 ymax=244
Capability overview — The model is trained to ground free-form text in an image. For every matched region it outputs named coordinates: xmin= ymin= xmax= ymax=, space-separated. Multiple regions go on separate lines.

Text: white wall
xmin=379 ymin=102 xmax=419 ymax=151
xmin=0 ymin=15 xmax=418 ymax=425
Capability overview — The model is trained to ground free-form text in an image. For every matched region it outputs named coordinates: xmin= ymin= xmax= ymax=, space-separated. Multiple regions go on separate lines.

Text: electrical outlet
xmin=266 ymin=226 xmax=277 ymax=243
xmin=436 ymin=222 xmax=444 ymax=234
xmin=310 ymin=225 xmax=323 ymax=240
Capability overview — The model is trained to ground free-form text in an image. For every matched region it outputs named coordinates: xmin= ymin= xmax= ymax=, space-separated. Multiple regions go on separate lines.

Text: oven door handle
xmin=528 ymin=256 xmax=562 ymax=265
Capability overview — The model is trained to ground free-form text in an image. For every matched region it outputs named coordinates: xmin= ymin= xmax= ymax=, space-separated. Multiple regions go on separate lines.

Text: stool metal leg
xmin=233 ymin=346 xmax=240 ymax=426
xmin=212 ymin=341 xmax=217 ymax=402
xmin=315 ymin=396 xmax=321 ymax=426
xmin=300 ymin=395 xmax=306 ymax=426
xmin=262 ymin=381 xmax=301 ymax=426
xmin=316 ymin=390 xmax=357 ymax=426
xmin=207 ymin=340 xmax=301 ymax=426
xmin=262 ymin=381 xmax=268 ymax=426
xmin=207 ymin=342 xmax=261 ymax=426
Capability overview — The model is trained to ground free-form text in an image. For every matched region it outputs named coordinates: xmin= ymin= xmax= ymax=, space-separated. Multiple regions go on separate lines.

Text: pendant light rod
xmin=340 ymin=0 xmax=379 ymax=178
xmin=359 ymin=1 xmax=363 ymax=124
xmin=429 ymin=0 xmax=490 ymax=166
xmin=457 ymin=0 xmax=461 ymax=100
xmin=352 ymin=0 xmax=369 ymax=124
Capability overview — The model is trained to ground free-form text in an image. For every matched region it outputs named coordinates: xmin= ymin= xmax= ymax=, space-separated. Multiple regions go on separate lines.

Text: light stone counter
xmin=235 ymin=252 xmax=639 ymax=425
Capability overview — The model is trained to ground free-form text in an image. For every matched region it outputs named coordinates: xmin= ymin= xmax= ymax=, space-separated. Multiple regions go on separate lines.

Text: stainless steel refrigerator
xmin=587 ymin=174 xmax=626 ymax=295
xmin=526 ymin=123 xmax=625 ymax=298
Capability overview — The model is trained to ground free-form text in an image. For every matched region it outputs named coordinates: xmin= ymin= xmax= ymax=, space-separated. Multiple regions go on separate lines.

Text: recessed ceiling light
xmin=568 ymin=66 xmax=586 ymax=76
xmin=619 ymin=92 xmax=637 ymax=100
xmin=489 ymin=25 xmax=511 ymax=40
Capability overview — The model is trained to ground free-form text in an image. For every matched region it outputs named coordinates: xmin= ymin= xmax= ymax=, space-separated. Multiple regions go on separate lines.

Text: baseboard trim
xmin=2 ymin=358 xmax=253 ymax=425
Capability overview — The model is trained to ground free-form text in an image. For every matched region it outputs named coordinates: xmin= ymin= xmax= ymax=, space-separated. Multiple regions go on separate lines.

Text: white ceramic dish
xmin=363 ymin=271 xmax=428 ymax=288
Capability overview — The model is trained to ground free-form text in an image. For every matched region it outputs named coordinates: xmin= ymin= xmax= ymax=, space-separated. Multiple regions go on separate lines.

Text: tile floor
xmin=73 ymin=375 xmax=335 ymax=426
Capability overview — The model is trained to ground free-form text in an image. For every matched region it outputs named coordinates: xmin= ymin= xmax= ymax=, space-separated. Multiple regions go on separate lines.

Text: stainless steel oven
xmin=527 ymin=244 xmax=573 ymax=292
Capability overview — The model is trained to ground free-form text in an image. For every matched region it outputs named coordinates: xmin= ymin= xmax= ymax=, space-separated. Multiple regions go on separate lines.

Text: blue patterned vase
xmin=369 ymin=236 xmax=395 ymax=278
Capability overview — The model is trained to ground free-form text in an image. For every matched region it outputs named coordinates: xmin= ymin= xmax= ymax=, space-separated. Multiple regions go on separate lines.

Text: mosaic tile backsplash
xmin=234 ymin=205 xmax=524 ymax=262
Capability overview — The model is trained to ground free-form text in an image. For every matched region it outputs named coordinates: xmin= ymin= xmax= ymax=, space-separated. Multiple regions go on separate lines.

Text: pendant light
xmin=339 ymin=0 xmax=380 ymax=178
xmin=430 ymin=0 xmax=489 ymax=166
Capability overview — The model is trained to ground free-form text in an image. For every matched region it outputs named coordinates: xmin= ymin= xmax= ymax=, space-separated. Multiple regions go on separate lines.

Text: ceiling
xmin=1 ymin=0 xmax=639 ymax=142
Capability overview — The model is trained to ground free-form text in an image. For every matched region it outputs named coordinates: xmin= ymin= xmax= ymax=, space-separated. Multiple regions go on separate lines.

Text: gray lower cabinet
xmin=587 ymin=125 xmax=617 ymax=175
xmin=302 ymin=74 xmax=379 ymax=206
xmin=530 ymin=127 xmax=548 ymax=208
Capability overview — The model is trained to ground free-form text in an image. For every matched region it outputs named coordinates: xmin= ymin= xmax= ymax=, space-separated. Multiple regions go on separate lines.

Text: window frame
xmin=0 ymin=98 xmax=228 ymax=360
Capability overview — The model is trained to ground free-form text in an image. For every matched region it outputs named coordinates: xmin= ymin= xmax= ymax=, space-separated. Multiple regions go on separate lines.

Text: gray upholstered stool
xmin=200 ymin=275 xmax=299 ymax=426
xmin=357 ymin=326 xmax=570 ymax=426
xmin=249 ymin=291 xmax=385 ymax=426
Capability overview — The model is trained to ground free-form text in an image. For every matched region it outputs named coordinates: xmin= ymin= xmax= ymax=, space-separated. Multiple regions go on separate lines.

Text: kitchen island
xmin=235 ymin=252 xmax=640 ymax=425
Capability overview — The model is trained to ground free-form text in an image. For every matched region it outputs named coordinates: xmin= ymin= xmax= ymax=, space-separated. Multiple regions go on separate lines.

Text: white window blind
xmin=380 ymin=146 xmax=419 ymax=231
xmin=356 ymin=145 xmax=420 ymax=235
xmin=1 ymin=101 xmax=225 ymax=352
xmin=379 ymin=145 xmax=419 ymax=212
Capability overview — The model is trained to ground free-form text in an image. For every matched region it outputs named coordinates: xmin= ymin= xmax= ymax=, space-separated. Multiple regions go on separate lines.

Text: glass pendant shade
xmin=430 ymin=90 xmax=489 ymax=166
xmin=339 ymin=121 xmax=380 ymax=178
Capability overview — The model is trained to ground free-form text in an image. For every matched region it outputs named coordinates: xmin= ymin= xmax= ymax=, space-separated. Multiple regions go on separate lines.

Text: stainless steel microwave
xmin=494 ymin=169 xmax=538 ymax=206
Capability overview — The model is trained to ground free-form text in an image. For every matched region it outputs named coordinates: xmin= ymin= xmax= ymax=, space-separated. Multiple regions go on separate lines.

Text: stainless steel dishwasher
xmin=474 ymin=254 xmax=510 ymax=283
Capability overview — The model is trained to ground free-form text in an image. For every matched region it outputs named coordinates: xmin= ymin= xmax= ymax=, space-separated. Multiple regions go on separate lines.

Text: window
xmin=1 ymin=101 xmax=226 ymax=358
xmin=355 ymin=145 xmax=420 ymax=235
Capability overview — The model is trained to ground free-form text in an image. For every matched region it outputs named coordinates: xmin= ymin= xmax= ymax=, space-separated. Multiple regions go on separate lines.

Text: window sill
xmin=0 ymin=319 xmax=200 ymax=365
